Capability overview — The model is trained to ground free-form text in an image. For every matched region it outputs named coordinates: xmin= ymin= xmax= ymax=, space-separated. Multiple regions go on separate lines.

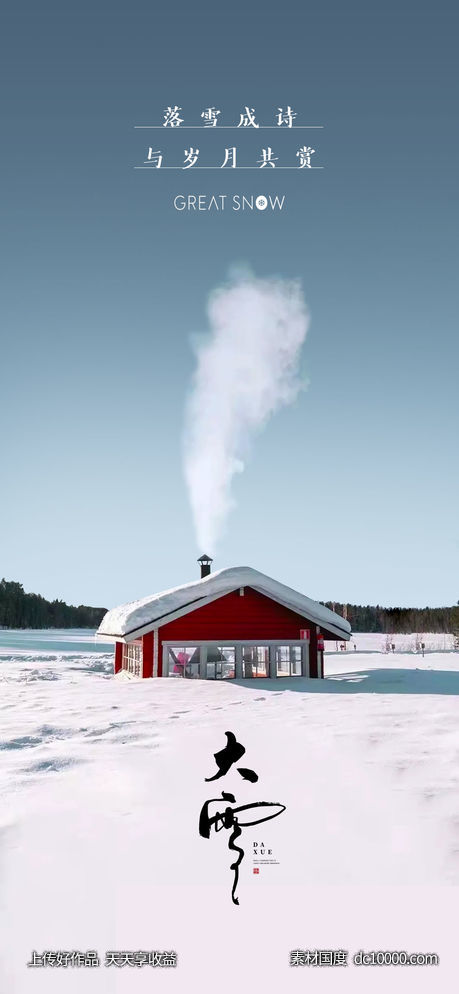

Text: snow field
xmin=1 ymin=644 xmax=459 ymax=992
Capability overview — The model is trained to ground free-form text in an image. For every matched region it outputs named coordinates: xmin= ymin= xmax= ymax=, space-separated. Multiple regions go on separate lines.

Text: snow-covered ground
xmin=1 ymin=636 xmax=459 ymax=992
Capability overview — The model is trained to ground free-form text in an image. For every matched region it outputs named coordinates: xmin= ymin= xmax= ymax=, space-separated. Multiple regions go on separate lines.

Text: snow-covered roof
xmin=96 ymin=566 xmax=352 ymax=641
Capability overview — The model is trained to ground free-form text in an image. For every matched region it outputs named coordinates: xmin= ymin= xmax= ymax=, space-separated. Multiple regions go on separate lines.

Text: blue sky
xmin=1 ymin=0 xmax=457 ymax=609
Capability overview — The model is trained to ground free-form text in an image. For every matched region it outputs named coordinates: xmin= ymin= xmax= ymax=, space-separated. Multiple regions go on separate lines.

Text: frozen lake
xmin=0 ymin=627 xmax=113 ymax=655
xmin=0 ymin=627 xmax=453 ymax=659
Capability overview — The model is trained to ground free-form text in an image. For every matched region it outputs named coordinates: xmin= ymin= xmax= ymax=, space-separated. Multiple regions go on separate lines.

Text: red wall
xmin=114 ymin=642 xmax=122 ymax=674
xmin=142 ymin=632 xmax=154 ymax=679
xmin=154 ymin=586 xmax=335 ymax=677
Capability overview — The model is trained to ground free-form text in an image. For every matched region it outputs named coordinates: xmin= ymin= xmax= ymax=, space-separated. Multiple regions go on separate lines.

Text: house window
xmin=242 ymin=645 xmax=269 ymax=678
xmin=168 ymin=646 xmax=200 ymax=678
xmin=163 ymin=641 xmax=304 ymax=679
xmin=276 ymin=645 xmax=302 ymax=676
xmin=206 ymin=645 xmax=235 ymax=680
xmin=122 ymin=641 xmax=142 ymax=677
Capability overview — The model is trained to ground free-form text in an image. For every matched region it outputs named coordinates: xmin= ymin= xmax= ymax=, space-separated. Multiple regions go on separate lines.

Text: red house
xmin=96 ymin=558 xmax=351 ymax=680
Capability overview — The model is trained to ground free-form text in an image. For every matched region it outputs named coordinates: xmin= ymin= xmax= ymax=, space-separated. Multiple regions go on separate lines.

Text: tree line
xmin=323 ymin=601 xmax=459 ymax=634
xmin=0 ymin=576 xmax=457 ymax=634
xmin=0 ymin=578 xmax=106 ymax=630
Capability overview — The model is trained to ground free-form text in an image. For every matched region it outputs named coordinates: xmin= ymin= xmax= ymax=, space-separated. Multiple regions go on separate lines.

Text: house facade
xmin=96 ymin=561 xmax=351 ymax=680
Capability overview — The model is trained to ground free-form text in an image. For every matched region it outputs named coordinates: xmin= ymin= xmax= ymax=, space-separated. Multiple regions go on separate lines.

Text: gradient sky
xmin=1 ymin=0 xmax=457 ymax=610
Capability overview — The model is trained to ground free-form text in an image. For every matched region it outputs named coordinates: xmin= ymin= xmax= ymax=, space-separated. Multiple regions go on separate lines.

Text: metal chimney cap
xmin=197 ymin=554 xmax=213 ymax=579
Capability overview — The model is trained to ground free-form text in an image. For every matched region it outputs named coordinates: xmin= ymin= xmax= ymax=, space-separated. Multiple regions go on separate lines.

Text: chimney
xmin=197 ymin=554 xmax=213 ymax=579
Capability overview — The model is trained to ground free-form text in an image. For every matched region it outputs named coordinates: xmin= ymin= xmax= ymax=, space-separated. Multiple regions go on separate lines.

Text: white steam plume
xmin=183 ymin=272 xmax=310 ymax=552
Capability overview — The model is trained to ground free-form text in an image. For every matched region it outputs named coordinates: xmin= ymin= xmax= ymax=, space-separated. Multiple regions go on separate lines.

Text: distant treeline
xmin=323 ymin=601 xmax=459 ymax=634
xmin=1 ymin=575 xmax=457 ymax=634
xmin=0 ymin=579 xmax=107 ymax=630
